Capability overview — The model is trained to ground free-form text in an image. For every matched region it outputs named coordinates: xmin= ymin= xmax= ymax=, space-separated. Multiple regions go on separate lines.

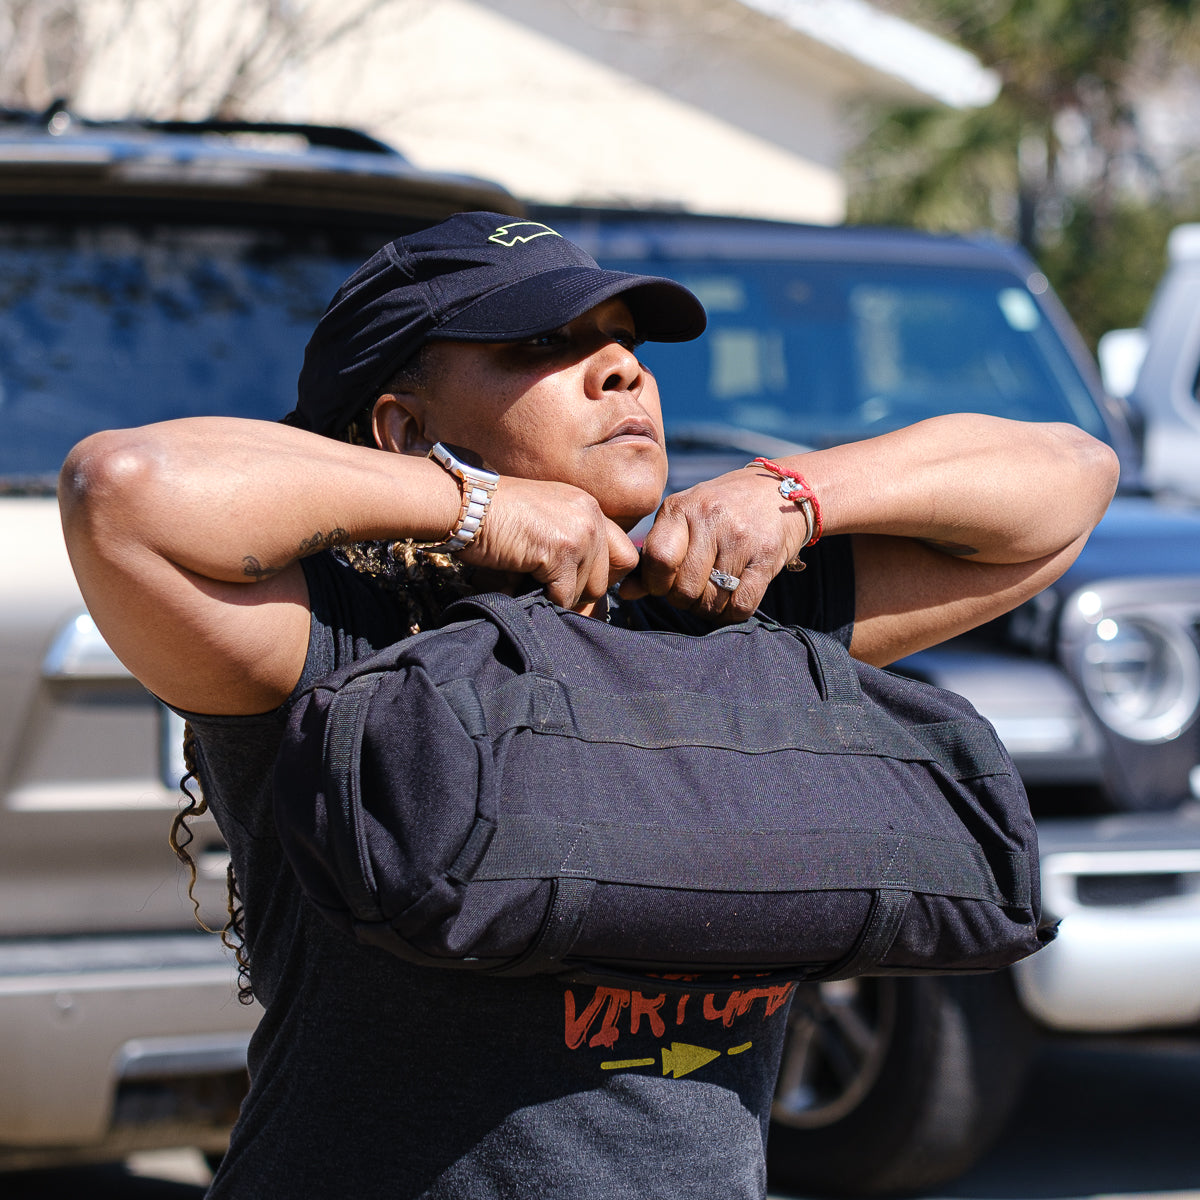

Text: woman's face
xmin=397 ymin=298 xmax=668 ymax=530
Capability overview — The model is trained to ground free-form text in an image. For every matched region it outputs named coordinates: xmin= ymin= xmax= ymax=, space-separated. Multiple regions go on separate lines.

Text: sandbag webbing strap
xmin=908 ymin=720 xmax=1012 ymax=781
xmin=442 ymin=591 xmax=556 ymax=675
xmin=789 ymin=625 xmax=862 ymax=704
xmin=322 ymin=675 xmax=385 ymax=922
xmin=470 ymin=816 xmax=1026 ymax=907
xmin=443 ymin=674 xmax=1011 ymax=779
xmin=488 ymin=876 xmax=598 ymax=977
xmin=447 ymin=593 xmax=866 ymax=706
xmin=438 ymin=595 xmax=1009 ymax=780
xmin=817 ymin=888 xmax=911 ymax=981
xmin=537 ymin=876 xmax=596 ymax=959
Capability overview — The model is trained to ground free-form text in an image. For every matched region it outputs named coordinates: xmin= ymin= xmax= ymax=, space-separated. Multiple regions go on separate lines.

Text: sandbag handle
xmin=749 ymin=616 xmax=862 ymax=706
xmin=441 ymin=591 xmax=557 ymax=676
xmin=486 ymin=876 xmax=598 ymax=977
xmin=813 ymin=888 xmax=911 ymax=981
xmin=445 ymin=591 xmax=864 ymax=709
xmin=320 ymin=674 xmax=386 ymax=922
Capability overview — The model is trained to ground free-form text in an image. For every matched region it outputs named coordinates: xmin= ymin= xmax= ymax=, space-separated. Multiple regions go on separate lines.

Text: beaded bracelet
xmin=746 ymin=457 xmax=823 ymax=567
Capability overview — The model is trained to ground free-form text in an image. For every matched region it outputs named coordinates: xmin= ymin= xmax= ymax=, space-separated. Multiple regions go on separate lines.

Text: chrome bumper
xmin=1014 ymin=812 xmax=1200 ymax=1031
xmin=0 ymin=932 xmax=257 ymax=1156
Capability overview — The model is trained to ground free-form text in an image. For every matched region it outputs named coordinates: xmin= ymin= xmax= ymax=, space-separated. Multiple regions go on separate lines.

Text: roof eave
xmin=737 ymin=0 xmax=1000 ymax=108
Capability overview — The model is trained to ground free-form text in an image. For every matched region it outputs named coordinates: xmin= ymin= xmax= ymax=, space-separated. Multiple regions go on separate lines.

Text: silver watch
xmin=418 ymin=442 xmax=499 ymax=554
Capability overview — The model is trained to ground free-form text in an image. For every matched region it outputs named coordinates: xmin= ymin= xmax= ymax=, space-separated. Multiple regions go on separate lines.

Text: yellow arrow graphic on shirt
xmin=599 ymin=1041 xmax=754 ymax=1076
xmin=601 ymin=1057 xmax=656 ymax=1071
xmin=661 ymin=1042 xmax=721 ymax=1079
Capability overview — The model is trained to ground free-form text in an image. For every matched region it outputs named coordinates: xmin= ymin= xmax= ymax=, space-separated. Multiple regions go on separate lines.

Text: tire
xmin=767 ymin=973 xmax=1034 ymax=1197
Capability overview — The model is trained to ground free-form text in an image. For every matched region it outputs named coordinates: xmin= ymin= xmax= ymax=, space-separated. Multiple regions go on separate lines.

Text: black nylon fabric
xmin=273 ymin=592 xmax=1052 ymax=982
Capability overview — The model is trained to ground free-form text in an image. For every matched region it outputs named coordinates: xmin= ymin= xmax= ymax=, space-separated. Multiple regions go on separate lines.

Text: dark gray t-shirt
xmin=188 ymin=541 xmax=854 ymax=1200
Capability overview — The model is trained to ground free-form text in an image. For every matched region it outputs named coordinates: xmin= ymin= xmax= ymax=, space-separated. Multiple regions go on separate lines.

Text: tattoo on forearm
xmin=242 ymin=528 xmax=349 ymax=581
xmin=242 ymin=555 xmax=279 ymax=581
xmin=918 ymin=537 xmax=980 ymax=558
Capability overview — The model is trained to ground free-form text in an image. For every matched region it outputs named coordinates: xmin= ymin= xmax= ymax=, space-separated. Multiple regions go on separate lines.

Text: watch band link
xmin=416 ymin=442 xmax=499 ymax=555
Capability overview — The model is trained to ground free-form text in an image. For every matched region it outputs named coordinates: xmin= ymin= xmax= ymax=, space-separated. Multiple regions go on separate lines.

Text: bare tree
xmin=0 ymin=0 xmax=407 ymax=119
xmin=0 ymin=0 xmax=84 ymax=110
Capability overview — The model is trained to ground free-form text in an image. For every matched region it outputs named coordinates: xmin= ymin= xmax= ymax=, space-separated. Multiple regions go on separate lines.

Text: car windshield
xmin=0 ymin=221 xmax=393 ymax=489
xmin=606 ymin=257 xmax=1108 ymax=449
xmin=3 ymin=229 xmax=1112 ymax=487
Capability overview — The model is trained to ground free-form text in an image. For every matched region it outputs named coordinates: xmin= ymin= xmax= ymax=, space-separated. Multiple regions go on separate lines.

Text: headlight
xmin=1078 ymin=612 xmax=1200 ymax=742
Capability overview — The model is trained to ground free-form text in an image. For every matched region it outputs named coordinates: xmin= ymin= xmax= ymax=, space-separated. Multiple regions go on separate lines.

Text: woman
xmin=59 ymin=212 xmax=1117 ymax=1198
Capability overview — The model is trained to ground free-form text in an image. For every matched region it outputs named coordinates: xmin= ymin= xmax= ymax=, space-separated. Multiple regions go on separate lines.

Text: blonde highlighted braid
xmin=171 ymin=349 xmax=470 ymax=1002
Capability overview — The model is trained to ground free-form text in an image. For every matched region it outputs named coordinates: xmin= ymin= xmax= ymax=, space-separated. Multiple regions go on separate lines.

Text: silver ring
xmin=709 ymin=568 xmax=741 ymax=592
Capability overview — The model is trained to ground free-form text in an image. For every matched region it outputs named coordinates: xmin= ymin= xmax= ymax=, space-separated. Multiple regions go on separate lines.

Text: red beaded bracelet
xmin=746 ymin=457 xmax=823 ymax=550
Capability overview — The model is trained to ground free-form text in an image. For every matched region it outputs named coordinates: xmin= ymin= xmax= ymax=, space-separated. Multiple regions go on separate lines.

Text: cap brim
xmin=430 ymin=265 xmax=706 ymax=344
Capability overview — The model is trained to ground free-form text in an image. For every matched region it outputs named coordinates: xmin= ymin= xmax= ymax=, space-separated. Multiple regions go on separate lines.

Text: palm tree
xmin=850 ymin=0 xmax=1200 ymax=342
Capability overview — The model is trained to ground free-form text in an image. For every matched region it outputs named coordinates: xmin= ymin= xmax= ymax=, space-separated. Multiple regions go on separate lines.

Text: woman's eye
xmin=516 ymin=328 xmax=642 ymax=352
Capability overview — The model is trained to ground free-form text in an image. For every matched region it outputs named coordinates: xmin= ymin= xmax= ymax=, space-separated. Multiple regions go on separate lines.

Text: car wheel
xmin=767 ymin=973 xmax=1034 ymax=1197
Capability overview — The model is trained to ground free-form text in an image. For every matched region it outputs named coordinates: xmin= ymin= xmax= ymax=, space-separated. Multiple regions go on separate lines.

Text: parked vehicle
xmin=7 ymin=105 xmax=1198 ymax=1189
xmin=0 ymin=105 xmax=512 ymax=1170
xmin=1100 ymin=223 xmax=1200 ymax=504
xmin=534 ymin=204 xmax=1200 ymax=1196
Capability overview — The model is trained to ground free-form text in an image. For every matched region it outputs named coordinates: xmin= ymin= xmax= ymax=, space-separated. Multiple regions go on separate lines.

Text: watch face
xmin=439 ymin=442 xmax=487 ymax=470
xmin=429 ymin=442 xmax=499 ymax=490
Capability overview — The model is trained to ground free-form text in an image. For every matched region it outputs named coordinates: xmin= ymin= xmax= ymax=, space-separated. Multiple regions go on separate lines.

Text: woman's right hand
xmin=462 ymin=476 xmax=640 ymax=612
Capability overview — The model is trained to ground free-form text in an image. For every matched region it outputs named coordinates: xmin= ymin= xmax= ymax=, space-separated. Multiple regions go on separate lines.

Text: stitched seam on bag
xmin=558 ymin=828 xmax=584 ymax=874
xmin=879 ymin=834 xmax=905 ymax=888
xmin=474 ymin=819 xmax=1008 ymax=902
xmin=497 ymin=727 xmax=959 ymax=760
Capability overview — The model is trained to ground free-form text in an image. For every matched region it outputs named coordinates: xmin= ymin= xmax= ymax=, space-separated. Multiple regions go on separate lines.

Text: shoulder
xmin=297 ymin=549 xmax=419 ymax=687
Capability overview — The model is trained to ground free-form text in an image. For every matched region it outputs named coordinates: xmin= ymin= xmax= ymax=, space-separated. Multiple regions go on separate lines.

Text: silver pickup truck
xmin=0 ymin=108 xmax=512 ymax=1170
xmin=7 ymin=116 xmax=1199 ymax=1192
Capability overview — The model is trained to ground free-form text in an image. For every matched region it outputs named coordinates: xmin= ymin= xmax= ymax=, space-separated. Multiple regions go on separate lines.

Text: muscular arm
xmin=60 ymin=417 xmax=636 ymax=715
xmin=632 ymin=415 xmax=1120 ymax=666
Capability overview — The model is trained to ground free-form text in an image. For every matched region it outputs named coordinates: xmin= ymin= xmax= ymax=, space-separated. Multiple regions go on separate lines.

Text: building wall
xmin=71 ymin=0 xmax=942 ymax=222
xmin=292 ymin=0 xmax=850 ymax=220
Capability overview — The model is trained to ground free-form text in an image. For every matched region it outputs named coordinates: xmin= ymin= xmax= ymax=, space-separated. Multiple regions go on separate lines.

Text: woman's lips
xmin=601 ymin=418 xmax=659 ymax=444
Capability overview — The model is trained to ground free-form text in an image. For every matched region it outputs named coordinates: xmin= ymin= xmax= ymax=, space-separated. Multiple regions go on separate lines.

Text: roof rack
xmin=0 ymin=103 xmax=404 ymax=158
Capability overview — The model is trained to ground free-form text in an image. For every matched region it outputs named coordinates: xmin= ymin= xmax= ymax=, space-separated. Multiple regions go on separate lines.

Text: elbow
xmin=59 ymin=429 xmax=164 ymax=546
xmin=1059 ymin=424 xmax=1121 ymax=525
xmin=1026 ymin=422 xmax=1119 ymax=533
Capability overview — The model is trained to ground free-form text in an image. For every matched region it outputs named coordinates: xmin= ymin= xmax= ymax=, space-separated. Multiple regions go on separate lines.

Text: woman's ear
xmin=372 ymin=394 xmax=432 ymax=456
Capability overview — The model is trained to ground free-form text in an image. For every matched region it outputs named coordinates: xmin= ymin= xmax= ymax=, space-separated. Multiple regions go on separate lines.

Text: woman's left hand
xmin=619 ymin=465 xmax=812 ymax=619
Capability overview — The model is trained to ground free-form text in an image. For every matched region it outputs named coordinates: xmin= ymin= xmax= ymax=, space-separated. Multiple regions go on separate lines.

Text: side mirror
xmin=1097 ymin=328 xmax=1148 ymax=399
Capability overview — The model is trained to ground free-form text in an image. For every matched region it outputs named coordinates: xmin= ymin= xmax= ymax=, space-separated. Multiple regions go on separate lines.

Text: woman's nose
xmin=590 ymin=341 xmax=642 ymax=397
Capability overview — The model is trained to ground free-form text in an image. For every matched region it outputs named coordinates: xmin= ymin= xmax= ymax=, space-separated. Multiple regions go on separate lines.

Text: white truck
xmin=1102 ymin=223 xmax=1200 ymax=506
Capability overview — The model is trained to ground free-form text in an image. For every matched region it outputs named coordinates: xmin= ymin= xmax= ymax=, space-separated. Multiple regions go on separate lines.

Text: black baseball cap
xmin=288 ymin=211 xmax=707 ymax=438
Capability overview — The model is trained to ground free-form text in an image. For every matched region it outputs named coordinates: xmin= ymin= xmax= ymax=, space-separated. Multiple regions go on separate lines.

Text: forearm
xmin=60 ymin=416 xmax=462 ymax=584
xmin=633 ymin=414 xmax=1119 ymax=660
xmin=777 ymin=415 xmax=1119 ymax=564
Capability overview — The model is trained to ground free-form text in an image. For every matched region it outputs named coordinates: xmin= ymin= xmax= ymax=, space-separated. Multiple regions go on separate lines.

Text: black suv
xmin=0 ymin=107 xmax=512 ymax=1170
xmin=536 ymin=204 xmax=1200 ymax=1197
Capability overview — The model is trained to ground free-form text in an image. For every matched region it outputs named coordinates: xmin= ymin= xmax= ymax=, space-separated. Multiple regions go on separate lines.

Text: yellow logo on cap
xmin=488 ymin=221 xmax=563 ymax=248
